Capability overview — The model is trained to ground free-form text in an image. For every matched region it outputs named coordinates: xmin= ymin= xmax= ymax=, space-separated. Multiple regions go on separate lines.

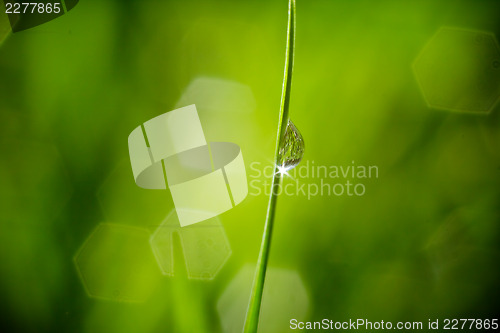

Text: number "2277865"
xmin=5 ymin=2 xmax=61 ymax=14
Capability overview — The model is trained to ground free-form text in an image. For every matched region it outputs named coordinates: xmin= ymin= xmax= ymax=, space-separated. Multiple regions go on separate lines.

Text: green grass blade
xmin=243 ymin=1 xmax=296 ymax=332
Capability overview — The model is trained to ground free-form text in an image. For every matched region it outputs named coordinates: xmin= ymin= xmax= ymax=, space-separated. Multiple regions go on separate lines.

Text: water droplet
xmin=278 ymin=119 xmax=304 ymax=170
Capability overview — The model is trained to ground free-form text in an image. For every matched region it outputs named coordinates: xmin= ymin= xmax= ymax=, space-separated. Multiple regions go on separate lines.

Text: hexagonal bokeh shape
xmin=150 ymin=210 xmax=231 ymax=280
xmin=413 ymin=27 xmax=500 ymax=113
xmin=174 ymin=77 xmax=258 ymax=145
xmin=217 ymin=264 xmax=310 ymax=333
xmin=175 ymin=77 xmax=256 ymax=114
xmin=74 ymin=223 xmax=161 ymax=302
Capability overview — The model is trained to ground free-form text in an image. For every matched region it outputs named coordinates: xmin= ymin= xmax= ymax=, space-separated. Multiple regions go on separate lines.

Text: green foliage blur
xmin=1 ymin=0 xmax=499 ymax=332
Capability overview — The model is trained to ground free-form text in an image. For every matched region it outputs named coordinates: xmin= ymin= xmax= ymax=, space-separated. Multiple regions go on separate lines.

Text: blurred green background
xmin=1 ymin=0 xmax=500 ymax=332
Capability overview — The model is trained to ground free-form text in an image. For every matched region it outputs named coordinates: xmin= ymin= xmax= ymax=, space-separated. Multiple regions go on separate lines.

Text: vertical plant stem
xmin=243 ymin=1 xmax=296 ymax=332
